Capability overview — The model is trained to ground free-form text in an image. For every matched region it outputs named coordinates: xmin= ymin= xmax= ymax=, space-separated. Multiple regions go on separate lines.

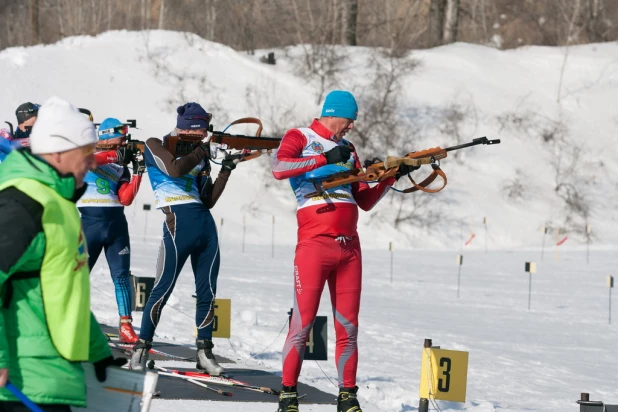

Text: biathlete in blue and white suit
xmin=129 ymin=103 xmax=234 ymax=375
xmin=78 ymin=117 xmax=144 ymax=343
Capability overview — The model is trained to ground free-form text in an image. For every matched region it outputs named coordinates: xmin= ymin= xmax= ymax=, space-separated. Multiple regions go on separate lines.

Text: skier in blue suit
xmin=129 ymin=103 xmax=234 ymax=375
xmin=78 ymin=117 xmax=144 ymax=343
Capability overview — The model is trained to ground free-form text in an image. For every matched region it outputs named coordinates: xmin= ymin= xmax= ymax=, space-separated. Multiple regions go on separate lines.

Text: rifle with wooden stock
xmin=207 ymin=117 xmax=281 ymax=163
xmin=305 ymin=136 xmax=501 ymax=198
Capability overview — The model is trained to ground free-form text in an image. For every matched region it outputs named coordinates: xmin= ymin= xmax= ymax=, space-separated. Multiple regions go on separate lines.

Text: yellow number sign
xmin=194 ymin=298 xmax=232 ymax=338
xmin=211 ymin=298 xmax=231 ymax=338
xmin=419 ymin=348 xmax=468 ymax=403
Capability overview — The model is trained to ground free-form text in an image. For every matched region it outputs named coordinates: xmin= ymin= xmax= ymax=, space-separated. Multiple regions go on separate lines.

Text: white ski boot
xmin=196 ymin=339 xmax=225 ymax=376
xmin=129 ymin=339 xmax=151 ymax=371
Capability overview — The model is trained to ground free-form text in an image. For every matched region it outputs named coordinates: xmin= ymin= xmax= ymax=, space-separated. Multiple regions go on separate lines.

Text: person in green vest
xmin=0 ymin=97 xmax=127 ymax=411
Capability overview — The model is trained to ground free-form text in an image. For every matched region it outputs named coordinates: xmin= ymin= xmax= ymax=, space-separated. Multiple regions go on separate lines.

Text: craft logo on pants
xmin=294 ymin=265 xmax=302 ymax=295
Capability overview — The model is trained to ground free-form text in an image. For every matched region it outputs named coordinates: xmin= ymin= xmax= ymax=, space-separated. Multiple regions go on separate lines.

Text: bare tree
xmin=158 ymin=0 xmax=165 ymax=30
xmin=428 ymin=0 xmax=446 ymax=47
xmin=292 ymin=43 xmax=348 ymax=104
xmin=341 ymin=0 xmax=358 ymax=45
xmin=348 ymin=49 xmax=449 ymax=233
xmin=125 ymin=0 xmax=133 ymax=31
xmin=353 ymin=49 xmax=420 ymax=155
xmin=107 ymin=0 xmax=112 ymax=31
xmin=556 ymin=0 xmax=584 ymax=103
xmin=443 ymin=0 xmax=460 ymax=43
xmin=586 ymin=0 xmax=609 ymax=42
xmin=31 ymin=0 xmax=40 ymax=45
xmin=140 ymin=33 xmax=223 ymax=115
xmin=206 ymin=0 xmax=217 ymax=41
xmin=501 ymin=169 xmax=527 ymax=203
xmin=497 ymin=106 xmax=598 ymax=237
xmin=56 ymin=0 xmax=65 ymax=37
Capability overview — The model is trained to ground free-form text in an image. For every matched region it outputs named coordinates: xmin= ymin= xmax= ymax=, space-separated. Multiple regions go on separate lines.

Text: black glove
xmin=324 ymin=145 xmax=352 ymax=164
xmin=136 ymin=159 xmax=146 ymax=176
xmin=196 ymin=142 xmax=211 ymax=156
xmin=395 ymin=163 xmax=421 ymax=180
xmin=93 ymin=356 xmax=127 ymax=382
xmin=221 ymin=158 xmax=237 ymax=172
xmin=116 ymin=147 xmax=136 ymax=166
xmin=363 ymin=157 xmax=383 ymax=168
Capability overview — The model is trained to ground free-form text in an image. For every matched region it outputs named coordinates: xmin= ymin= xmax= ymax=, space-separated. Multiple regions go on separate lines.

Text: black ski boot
xmin=337 ymin=386 xmax=362 ymax=412
xmin=277 ymin=385 xmax=299 ymax=412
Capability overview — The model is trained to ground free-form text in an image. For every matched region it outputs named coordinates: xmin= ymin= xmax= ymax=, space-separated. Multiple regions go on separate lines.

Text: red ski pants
xmin=281 ymin=235 xmax=362 ymax=388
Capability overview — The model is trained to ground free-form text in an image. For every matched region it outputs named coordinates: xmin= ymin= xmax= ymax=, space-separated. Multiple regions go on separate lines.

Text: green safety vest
xmin=0 ymin=177 xmax=92 ymax=360
xmin=0 ymin=150 xmax=111 ymax=406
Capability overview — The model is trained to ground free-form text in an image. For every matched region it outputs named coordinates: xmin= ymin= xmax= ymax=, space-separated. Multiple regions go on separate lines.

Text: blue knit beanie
xmin=98 ymin=117 xmax=125 ymax=140
xmin=320 ymin=90 xmax=358 ymax=120
xmin=176 ymin=102 xmax=211 ymax=130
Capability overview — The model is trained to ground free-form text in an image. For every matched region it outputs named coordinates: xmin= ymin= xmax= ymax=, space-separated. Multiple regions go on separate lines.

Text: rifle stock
xmin=127 ymin=139 xmax=145 ymax=154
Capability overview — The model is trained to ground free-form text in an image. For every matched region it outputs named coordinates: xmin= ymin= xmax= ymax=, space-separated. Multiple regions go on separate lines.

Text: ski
xmin=157 ymin=371 xmax=232 ymax=396
xmin=107 ymin=338 xmax=194 ymax=361
xmin=149 ymin=364 xmax=307 ymax=399
xmin=149 ymin=363 xmax=281 ymax=396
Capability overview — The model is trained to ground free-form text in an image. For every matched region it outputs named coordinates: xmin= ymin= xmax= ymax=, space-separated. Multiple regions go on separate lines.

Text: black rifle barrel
xmin=445 ymin=136 xmax=501 ymax=152
xmin=211 ymin=131 xmax=281 ymax=142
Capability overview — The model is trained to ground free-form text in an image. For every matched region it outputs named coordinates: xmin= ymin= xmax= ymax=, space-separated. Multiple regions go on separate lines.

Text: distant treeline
xmin=0 ymin=0 xmax=616 ymax=52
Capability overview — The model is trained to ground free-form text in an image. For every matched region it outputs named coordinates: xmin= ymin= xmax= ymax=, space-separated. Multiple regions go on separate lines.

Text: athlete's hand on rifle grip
xmin=363 ymin=157 xmax=383 ymax=168
xmin=395 ymin=163 xmax=421 ymax=180
xmin=136 ymin=159 xmax=146 ymax=176
xmin=221 ymin=158 xmax=237 ymax=172
xmin=324 ymin=145 xmax=352 ymax=164
xmin=196 ymin=142 xmax=211 ymax=157
xmin=116 ymin=147 xmax=137 ymax=166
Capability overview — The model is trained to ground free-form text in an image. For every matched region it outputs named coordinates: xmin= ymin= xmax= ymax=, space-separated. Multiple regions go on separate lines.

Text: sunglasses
xmin=80 ymin=145 xmax=96 ymax=156
xmin=98 ymin=125 xmax=129 ymax=137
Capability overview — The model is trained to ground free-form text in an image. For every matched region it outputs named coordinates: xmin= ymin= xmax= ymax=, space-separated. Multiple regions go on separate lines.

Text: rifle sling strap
xmin=402 ymin=164 xmax=447 ymax=193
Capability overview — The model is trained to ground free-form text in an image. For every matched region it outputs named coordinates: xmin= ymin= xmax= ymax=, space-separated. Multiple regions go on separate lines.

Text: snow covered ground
xmin=1 ymin=30 xmax=617 ymax=411
xmin=91 ymin=241 xmax=618 ymax=411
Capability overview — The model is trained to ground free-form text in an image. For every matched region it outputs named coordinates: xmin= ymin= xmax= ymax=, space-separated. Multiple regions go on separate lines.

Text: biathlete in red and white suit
xmin=272 ymin=90 xmax=416 ymax=412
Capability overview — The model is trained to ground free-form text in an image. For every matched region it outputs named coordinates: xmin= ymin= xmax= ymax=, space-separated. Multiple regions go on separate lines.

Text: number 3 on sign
xmin=419 ymin=348 xmax=468 ymax=403
xmin=438 ymin=357 xmax=451 ymax=392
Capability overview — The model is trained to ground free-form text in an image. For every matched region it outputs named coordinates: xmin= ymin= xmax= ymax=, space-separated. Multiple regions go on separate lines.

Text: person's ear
xmin=52 ymin=152 xmax=63 ymax=165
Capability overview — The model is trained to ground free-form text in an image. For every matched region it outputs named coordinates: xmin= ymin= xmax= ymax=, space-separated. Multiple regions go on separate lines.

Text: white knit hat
xmin=30 ymin=96 xmax=96 ymax=155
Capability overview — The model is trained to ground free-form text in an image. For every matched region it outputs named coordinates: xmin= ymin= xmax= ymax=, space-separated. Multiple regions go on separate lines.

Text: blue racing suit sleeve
xmin=0 ymin=137 xmax=12 ymax=154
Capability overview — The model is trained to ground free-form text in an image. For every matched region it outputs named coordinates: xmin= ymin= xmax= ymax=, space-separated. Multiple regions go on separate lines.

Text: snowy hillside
xmin=1 ymin=30 xmax=617 ymax=250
